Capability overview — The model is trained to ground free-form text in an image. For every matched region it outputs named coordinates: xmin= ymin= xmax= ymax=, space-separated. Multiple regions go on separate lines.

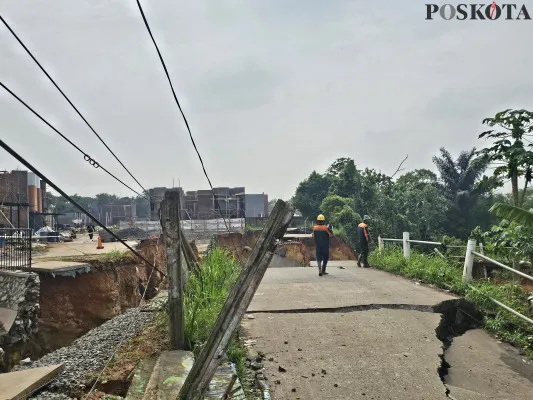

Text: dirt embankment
xmin=215 ymin=231 xmax=356 ymax=266
xmin=38 ymin=239 xmax=166 ymax=352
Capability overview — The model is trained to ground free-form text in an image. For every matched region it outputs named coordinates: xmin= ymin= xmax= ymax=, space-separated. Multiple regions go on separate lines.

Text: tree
xmin=432 ymin=147 xmax=494 ymax=237
xmin=478 ymin=109 xmax=533 ymax=207
xmin=329 ymin=159 xmax=361 ymax=199
xmin=395 ymin=169 xmax=448 ymax=240
xmin=326 ymin=157 xmax=353 ymax=177
xmin=292 ymin=171 xmax=332 ymax=219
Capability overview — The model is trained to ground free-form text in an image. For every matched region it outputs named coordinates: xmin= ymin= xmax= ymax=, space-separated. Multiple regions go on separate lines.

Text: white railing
xmin=378 ymin=232 xmax=533 ymax=326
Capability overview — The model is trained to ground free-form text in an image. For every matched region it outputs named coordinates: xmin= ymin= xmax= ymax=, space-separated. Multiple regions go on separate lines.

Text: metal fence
xmin=0 ymin=228 xmax=32 ymax=271
xmin=378 ymin=232 xmax=533 ymax=326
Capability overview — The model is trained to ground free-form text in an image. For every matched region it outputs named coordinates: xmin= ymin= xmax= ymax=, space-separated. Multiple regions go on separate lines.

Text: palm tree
xmin=432 ymin=147 xmax=492 ymax=237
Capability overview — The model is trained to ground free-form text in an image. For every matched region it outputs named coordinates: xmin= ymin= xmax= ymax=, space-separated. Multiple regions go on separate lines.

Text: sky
xmin=1 ymin=1 xmax=533 ymax=200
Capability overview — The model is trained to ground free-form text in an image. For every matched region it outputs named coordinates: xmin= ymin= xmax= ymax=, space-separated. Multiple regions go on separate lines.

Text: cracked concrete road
xmin=242 ymin=265 xmax=533 ymax=399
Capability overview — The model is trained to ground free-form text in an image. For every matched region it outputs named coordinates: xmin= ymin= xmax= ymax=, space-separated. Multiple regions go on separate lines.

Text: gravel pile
xmin=116 ymin=227 xmax=150 ymax=240
xmin=14 ymin=308 xmax=156 ymax=398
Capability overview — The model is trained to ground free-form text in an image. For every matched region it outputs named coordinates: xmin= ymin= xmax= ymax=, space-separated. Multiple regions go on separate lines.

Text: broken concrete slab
xmin=0 ymin=363 xmax=63 ymax=399
xmin=125 ymin=357 xmax=158 ymax=400
xmin=31 ymin=261 xmax=91 ymax=277
xmin=242 ymin=310 xmax=449 ymax=400
xmin=248 ymin=266 xmax=456 ymax=312
xmin=143 ymin=350 xmax=194 ymax=400
xmin=0 ymin=307 xmax=17 ymax=334
xmin=204 ymin=361 xmax=245 ymax=399
xmin=444 ymin=329 xmax=533 ymax=399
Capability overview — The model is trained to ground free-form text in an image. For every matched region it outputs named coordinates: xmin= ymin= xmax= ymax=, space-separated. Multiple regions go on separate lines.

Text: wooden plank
xmin=178 ymin=200 xmax=294 ymax=400
xmin=160 ymin=191 xmax=185 ymax=350
xmin=0 ymin=364 xmax=64 ymax=400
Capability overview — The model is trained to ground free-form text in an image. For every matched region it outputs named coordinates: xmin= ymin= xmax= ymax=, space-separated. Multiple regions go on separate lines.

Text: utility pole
xmin=160 ymin=190 xmax=185 ymax=350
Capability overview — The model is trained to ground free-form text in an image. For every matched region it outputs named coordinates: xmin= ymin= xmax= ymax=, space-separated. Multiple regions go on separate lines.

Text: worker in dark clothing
xmin=312 ymin=214 xmax=333 ymax=276
xmin=357 ymin=215 xmax=372 ymax=268
xmin=87 ymin=224 xmax=95 ymax=240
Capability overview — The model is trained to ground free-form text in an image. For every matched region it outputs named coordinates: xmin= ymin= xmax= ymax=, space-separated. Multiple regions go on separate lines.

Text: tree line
xmin=45 ymin=192 xmax=150 ymax=219
xmin=291 ymin=109 xmax=533 ymax=252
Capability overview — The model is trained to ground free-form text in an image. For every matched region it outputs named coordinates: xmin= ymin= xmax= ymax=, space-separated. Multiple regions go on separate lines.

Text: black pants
xmin=359 ymin=242 xmax=369 ymax=266
xmin=89 ymin=233 xmax=93 ymax=240
xmin=316 ymin=246 xmax=329 ymax=272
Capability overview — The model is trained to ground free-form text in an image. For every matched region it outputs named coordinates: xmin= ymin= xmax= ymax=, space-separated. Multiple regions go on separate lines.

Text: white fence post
xmin=403 ymin=232 xmax=410 ymax=260
xmin=463 ymin=239 xmax=476 ymax=282
xmin=378 ymin=236 xmax=383 ymax=252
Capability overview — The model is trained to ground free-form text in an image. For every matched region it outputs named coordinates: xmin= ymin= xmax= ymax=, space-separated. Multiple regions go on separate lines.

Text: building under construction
xmin=0 ymin=170 xmax=48 ymax=229
xmin=149 ymin=186 xmax=268 ymax=221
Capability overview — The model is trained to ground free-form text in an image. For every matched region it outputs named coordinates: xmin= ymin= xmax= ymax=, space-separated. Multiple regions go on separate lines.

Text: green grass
xmin=98 ymin=249 xmax=128 ymax=262
xmin=183 ymin=247 xmax=247 ymax=377
xmin=369 ymin=247 xmax=533 ymax=358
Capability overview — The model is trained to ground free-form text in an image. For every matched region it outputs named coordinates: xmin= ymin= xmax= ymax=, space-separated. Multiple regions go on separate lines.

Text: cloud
xmin=1 ymin=0 xmax=532 ymax=201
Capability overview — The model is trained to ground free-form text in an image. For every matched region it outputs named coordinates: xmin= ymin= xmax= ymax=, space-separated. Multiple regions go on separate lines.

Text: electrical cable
xmin=0 ymin=138 xmax=166 ymax=277
xmin=0 ymin=81 xmax=145 ymax=198
xmin=134 ymin=0 xmax=231 ymax=231
xmin=0 ymin=14 xmax=148 ymax=195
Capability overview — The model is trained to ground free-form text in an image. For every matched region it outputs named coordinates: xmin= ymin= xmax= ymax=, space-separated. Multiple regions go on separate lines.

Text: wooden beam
xmin=160 ymin=191 xmax=185 ymax=350
xmin=178 ymin=200 xmax=294 ymax=400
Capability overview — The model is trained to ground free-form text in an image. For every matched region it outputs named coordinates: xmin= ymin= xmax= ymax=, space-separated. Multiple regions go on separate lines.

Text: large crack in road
xmin=247 ymin=298 xmax=483 ymax=399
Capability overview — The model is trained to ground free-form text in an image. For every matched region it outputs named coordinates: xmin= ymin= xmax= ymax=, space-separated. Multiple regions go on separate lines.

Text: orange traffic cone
xmin=97 ymin=235 xmax=104 ymax=250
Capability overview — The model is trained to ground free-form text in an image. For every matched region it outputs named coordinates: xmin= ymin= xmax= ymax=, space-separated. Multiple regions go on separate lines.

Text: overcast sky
xmin=1 ymin=1 xmax=532 ymax=200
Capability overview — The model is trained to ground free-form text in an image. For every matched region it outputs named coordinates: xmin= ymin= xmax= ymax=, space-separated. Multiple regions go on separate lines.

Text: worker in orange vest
xmin=312 ymin=214 xmax=333 ymax=276
xmin=357 ymin=215 xmax=372 ymax=267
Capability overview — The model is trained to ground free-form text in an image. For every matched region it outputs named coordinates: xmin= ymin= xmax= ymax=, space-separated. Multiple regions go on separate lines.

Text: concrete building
xmin=100 ymin=200 xmax=136 ymax=226
xmin=244 ymin=193 xmax=269 ymax=218
xmin=149 ymin=186 xmax=268 ymax=220
xmin=183 ymin=187 xmax=246 ymax=219
xmin=149 ymin=187 xmax=186 ymax=221
xmin=0 ymin=170 xmax=47 ymax=229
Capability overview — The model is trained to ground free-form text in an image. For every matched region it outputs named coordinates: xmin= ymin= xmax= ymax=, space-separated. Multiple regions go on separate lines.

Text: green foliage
xmin=183 ymin=248 xmax=246 ymax=374
xmin=370 ymin=247 xmax=533 ymax=358
xmin=490 ymin=203 xmax=533 ymax=228
xmin=432 ymin=147 xmax=494 ymax=237
xmin=292 ymin=171 xmax=333 ymax=219
xmin=478 ymin=109 xmax=533 ymax=207
xmin=471 ymin=221 xmax=533 ymax=268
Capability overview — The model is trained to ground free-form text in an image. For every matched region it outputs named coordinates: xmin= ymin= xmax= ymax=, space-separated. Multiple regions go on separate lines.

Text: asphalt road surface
xmin=242 ymin=264 xmax=533 ymax=400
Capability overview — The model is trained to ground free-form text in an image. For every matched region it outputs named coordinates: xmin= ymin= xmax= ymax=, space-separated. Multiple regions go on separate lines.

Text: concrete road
xmin=243 ymin=265 xmax=533 ymax=400
xmin=33 ymin=235 xmax=138 ymax=259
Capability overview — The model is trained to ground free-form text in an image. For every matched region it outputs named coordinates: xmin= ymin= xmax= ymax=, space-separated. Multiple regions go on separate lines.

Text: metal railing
xmin=0 ymin=228 xmax=32 ymax=271
xmin=378 ymin=232 xmax=533 ymax=326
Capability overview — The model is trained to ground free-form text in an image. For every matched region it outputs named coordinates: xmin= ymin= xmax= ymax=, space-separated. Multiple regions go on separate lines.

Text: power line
xmin=0 ymin=81 xmax=145 ymax=197
xmin=0 ymin=138 xmax=166 ymax=277
xmin=134 ymin=0 xmax=230 ymax=231
xmin=0 ymin=14 xmax=148 ymax=195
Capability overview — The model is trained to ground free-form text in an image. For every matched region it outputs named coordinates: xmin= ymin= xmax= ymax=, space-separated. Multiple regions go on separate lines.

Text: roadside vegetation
xmin=183 ymin=247 xmax=247 ymax=377
xmin=369 ymin=247 xmax=533 ymax=358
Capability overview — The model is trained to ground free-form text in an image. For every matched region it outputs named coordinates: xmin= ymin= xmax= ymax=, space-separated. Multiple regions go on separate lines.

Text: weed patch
xmin=184 ymin=247 xmax=247 ymax=376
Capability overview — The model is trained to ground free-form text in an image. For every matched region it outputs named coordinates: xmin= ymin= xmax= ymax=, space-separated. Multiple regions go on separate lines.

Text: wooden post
xmin=463 ymin=239 xmax=476 ymax=282
xmin=178 ymin=200 xmax=294 ymax=400
xmin=179 ymin=227 xmax=200 ymax=273
xmin=403 ymin=232 xmax=410 ymax=260
xmin=160 ymin=191 xmax=185 ymax=350
xmin=378 ymin=236 xmax=383 ymax=252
